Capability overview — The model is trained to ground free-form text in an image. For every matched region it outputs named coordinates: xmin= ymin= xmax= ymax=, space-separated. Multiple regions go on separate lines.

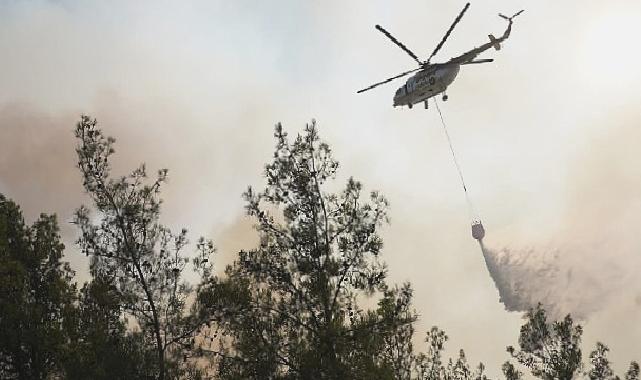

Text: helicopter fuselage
xmin=393 ymin=64 xmax=460 ymax=108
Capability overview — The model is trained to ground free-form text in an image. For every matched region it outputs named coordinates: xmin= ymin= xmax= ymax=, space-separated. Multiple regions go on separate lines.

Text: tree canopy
xmin=73 ymin=116 xmax=217 ymax=379
xmin=0 ymin=194 xmax=75 ymax=379
xmin=0 ymin=117 xmax=638 ymax=379
xmin=203 ymin=122 xmax=415 ymax=379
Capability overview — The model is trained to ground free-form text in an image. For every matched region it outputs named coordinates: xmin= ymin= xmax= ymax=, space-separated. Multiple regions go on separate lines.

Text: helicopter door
xmin=406 ymin=78 xmax=415 ymax=93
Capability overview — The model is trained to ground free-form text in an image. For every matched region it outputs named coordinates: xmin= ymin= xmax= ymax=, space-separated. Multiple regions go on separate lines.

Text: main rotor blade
xmin=375 ymin=25 xmax=422 ymax=65
xmin=426 ymin=2 xmax=470 ymax=64
xmin=357 ymin=68 xmax=421 ymax=94
xmin=434 ymin=58 xmax=493 ymax=69
xmin=461 ymin=58 xmax=494 ymax=65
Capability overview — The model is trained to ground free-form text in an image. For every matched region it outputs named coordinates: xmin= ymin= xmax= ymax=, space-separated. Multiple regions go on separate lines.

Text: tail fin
xmin=499 ymin=10 xmax=524 ymax=21
xmin=512 ymin=10 xmax=525 ymax=19
xmin=488 ymin=34 xmax=501 ymax=51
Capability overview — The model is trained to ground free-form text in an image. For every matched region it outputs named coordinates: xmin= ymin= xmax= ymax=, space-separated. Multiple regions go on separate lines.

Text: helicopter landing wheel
xmin=442 ymin=94 xmax=449 ymax=101
xmin=424 ymin=101 xmax=429 ymax=109
xmin=408 ymin=103 xmax=413 ymax=109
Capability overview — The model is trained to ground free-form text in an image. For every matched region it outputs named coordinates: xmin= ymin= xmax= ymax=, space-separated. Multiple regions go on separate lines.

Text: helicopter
xmin=357 ymin=3 xmax=523 ymax=109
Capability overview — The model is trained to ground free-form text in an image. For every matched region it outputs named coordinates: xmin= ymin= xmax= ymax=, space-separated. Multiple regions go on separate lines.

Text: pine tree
xmin=626 ymin=362 xmax=640 ymax=380
xmin=207 ymin=121 xmax=415 ymax=379
xmin=414 ymin=327 xmax=487 ymax=380
xmin=62 ymin=276 xmax=157 ymax=379
xmin=586 ymin=342 xmax=616 ymax=380
xmin=73 ymin=116 xmax=217 ymax=379
xmin=0 ymin=194 xmax=76 ymax=379
xmin=506 ymin=304 xmax=582 ymax=380
xmin=502 ymin=362 xmax=523 ymax=380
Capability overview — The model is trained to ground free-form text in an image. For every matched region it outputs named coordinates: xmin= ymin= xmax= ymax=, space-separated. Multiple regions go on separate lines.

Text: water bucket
xmin=471 ymin=221 xmax=485 ymax=240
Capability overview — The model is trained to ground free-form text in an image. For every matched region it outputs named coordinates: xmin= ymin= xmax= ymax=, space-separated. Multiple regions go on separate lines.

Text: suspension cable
xmin=433 ymin=98 xmax=478 ymax=220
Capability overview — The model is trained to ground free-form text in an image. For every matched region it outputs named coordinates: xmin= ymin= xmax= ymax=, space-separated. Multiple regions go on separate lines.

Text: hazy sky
xmin=1 ymin=1 xmax=640 ymax=377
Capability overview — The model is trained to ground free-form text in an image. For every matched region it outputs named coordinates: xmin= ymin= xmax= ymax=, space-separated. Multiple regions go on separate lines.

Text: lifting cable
xmin=433 ymin=98 xmax=479 ymax=221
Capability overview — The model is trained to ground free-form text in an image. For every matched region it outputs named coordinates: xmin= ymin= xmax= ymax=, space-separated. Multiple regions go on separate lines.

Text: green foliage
xmin=502 ymin=361 xmax=523 ymax=380
xmin=62 ymin=276 xmax=157 ymax=379
xmin=415 ymin=327 xmax=448 ymax=379
xmin=376 ymin=301 xmax=416 ymax=379
xmin=507 ymin=304 xmax=582 ymax=380
xmin=626 ymin=362 xmax=640 ymax=380
xmin=207 ymin=122 xmax=415 ymax=379
xmin=414 ymin=327 xmax=487 ymax=380
xmin=0 ymin=194 xmax=76 ymax=379
xmin=73 ymin=116 xmax=217 ymax=379
xmin=586 ymin=342 xmax=616 ymax=380
xmin=2 ymin=116 xmax=640 ymax=380
xmin=505 ymin=305 xmax=639 ymax=380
